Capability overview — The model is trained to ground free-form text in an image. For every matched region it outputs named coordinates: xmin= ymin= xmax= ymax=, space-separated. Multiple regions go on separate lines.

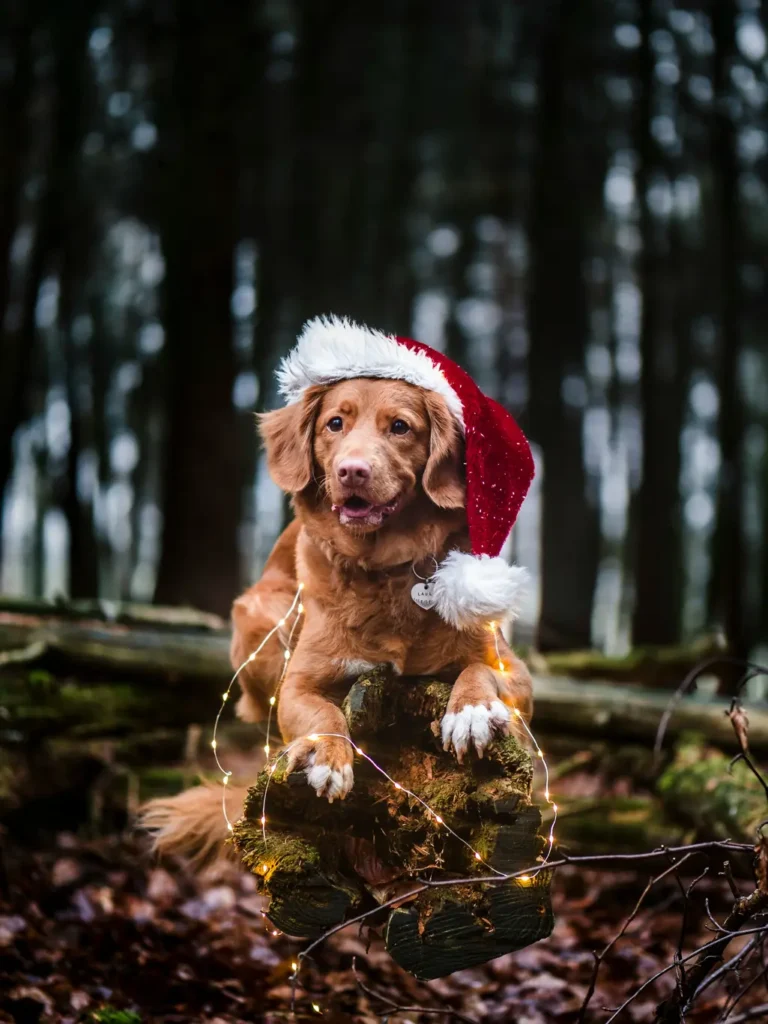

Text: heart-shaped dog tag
xmin=411 ymin=582 xmax=437 ymax=611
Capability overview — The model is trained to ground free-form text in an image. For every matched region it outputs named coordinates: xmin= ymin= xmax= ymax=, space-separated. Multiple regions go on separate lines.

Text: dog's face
xmin=260 ymin=378 xmax=465 ymax=531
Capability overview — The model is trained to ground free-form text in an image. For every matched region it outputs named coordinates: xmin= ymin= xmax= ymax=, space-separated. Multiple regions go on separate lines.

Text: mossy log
xmin=231 ymin=670 xmax=554 ymax=980
xmin=531 ymin=633 xmax=726 ymax=688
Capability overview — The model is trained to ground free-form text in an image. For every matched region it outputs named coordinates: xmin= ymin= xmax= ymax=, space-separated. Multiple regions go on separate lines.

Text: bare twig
xmin=655 ymin=888 xmax=768 ymax=1023
xmin=351 ymin=957 xmax=476 ymax=1024
xmin=727 ymin=698 xmax=768 ymax=805
xmin=654 ymin=657 xmax=768 ymax=764
xmin=606 ymin=922 xmax=768 ymax=1024
xmin=579 ymin=854 xmax=696 ymax=1023
xmin=692 ymin=935 xmax=759 ymax=1002
xmin=727 ymin=1004 xmax=768 ymax=1024
xmin=722 ymin=939 xmax=767 ymax=1020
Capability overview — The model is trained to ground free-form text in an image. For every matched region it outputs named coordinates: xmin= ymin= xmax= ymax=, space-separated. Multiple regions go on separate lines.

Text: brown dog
xmin=230 ymin=377 xmax=532 ymax=802
xmin=142 ymin=354 xmax=532 ymax=860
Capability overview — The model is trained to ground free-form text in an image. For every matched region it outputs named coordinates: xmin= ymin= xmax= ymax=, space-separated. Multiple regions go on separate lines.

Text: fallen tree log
xmin=232 ymin=669 xmax=554 ymax=980
xmin=1 ymin=600 xmax=763 ymax=750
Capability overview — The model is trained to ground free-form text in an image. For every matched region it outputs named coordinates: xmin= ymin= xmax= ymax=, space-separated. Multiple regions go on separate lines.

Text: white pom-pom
xmin=431 ymin=551 xmax=529 ymax=630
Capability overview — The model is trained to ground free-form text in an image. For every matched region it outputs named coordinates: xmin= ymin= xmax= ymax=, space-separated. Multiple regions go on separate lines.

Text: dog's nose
xmin=337 ymin=459 xmax=371 ymax=485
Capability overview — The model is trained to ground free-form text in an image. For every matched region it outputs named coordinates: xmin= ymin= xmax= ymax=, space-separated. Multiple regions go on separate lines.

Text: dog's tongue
xmin=334 ymin=499 xmax=374 ymax=520
xmin=332 ymin=496 xmax=398 ymax=523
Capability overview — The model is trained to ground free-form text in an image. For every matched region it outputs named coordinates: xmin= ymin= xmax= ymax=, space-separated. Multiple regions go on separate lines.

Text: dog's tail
xmin=139 ymin=781 xmax=250 ymax=869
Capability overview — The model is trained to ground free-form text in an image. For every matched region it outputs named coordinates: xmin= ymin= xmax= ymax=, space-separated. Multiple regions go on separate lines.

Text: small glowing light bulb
xmin=552 ymin=803 xmax=558 ymax=812
xmin=537 ymin=750 xmax=544 ymax=758
xmin=394 ymin=782 xmax=402 ymax=790
xmin=298 ymin=603 xmax=304 ymax=614
xmin=355 ymin=747 xmax=364 ymax=756
xmin=260 ymin=816 xmax=266 ymax=825
xmin=211 ymin=739 xmax=217 ymax=750
xmin=248 ymin=652 xmax=257 ymax=663
xmin=221 ymin=692 xmax=229 ymax=701
xmin=498 ymin=660 xmax=505 ymax=672
xmin=519 ymin=874 xmax=531 ymax=882
xmin=544 ymin=789 xmax=549 ymax=801
xmin=489 ymin=621 xmax=496 ymax=632
xmin=284 ymin=650 xmax=291 ymax=660
xmin=291 ymin=961 xmax=298 ymax=972
xmin=299 ymin=582 xmax=305 ymax=590
xmin=474 ymin=852 xmax=482 ymax=860
xmin=513 ymin=708 xmax=521 ymax=717
xmin=434 ymin=815 xmax=443 ymax=825
xmin=268 ymin=765 xmax=275 ymax=774
xmin=264 ymin=744 xmax=270 ymax=755
xmin=312 ymin=1004 xmax=321 ymax=1014
xmin=278 ymin=618 xmax=286 ymax=626
xmin=227 ymin=823 xmax=234 ymax=832
xmin=272 ymin=929 xmax=279 ymax=936
xmin=269 ymin=696 xmax=276 ymax=705
xmin=308 ymin=733 xmax=319 ymax=742
xmin=223 ymin=775 xmax=229 ymax=786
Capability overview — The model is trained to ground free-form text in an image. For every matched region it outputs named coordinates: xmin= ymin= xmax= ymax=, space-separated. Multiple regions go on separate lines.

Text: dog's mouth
xmin=331 ymin=494 xmax=401 ymax=527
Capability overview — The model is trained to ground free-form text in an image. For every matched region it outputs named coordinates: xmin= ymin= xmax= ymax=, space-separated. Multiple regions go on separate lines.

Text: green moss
xmin=658 ymin=736 xmax=767 ymax=841
xmin=232 ymin=817 xmax=322 ymax=878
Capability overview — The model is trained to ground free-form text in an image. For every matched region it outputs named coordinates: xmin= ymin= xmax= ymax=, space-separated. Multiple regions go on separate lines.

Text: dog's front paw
xmin=441 ymin=700 xmax=510 ymax=762
xmin=286 ymin=736 xmax=354 ymax=802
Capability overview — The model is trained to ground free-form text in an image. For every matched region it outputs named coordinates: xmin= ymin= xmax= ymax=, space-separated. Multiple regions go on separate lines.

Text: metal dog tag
xmin=411 ymin=582 xmax=437 ymax=611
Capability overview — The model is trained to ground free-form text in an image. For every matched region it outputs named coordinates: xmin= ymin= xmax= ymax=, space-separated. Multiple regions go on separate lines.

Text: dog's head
xmin=259 ymin=378 xmax=465 ymax=531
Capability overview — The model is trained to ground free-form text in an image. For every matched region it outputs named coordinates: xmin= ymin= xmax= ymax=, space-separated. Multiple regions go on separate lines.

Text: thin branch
xmin=655 ymin=888 xmax=768 ymax=1022
xmin=722 ymin=939 xmax=767 ymax=1020
xmin=579 ymin=854 xmax=696 ymax=1023
xmin=654 ymin=657 xmax=768 ymax=763
xmin=727 ymin=698 xmax=768 ymax=805
xmin=606 ymin=922 xmax=768 ymax=1024
xmin=692 ymin=935 xmax=759 ymax=1002
xmin=727 ymin=1005 xmax=768 ymax=1024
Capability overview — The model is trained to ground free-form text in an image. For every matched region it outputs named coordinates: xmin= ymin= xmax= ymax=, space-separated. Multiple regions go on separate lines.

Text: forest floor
xmin=2 ymin=824 xmax=767 ymax=1024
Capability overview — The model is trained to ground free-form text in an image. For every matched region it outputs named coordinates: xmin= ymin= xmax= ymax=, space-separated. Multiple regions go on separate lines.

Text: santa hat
xmin=277 ymin=315 xmax=534 ymax=630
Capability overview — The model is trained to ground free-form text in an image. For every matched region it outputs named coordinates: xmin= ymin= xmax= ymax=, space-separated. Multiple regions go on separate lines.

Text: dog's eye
xmin=391 ymin=419 xmax=410 ymax=435
xmin=327 ymin=416 xmax=343 ymax=432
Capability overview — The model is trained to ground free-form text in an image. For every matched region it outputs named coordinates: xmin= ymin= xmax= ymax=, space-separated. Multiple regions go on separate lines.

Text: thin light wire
xmin=212 ymin=584 xmax=303 ymax=830
xmin=264 ymin=598 xmax=304 ymax=758
xmin=513 ymin=709 xmax=557 ymax=862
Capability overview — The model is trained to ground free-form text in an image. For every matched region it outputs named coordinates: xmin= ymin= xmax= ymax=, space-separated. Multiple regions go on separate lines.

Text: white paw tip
xmin=306 ymin=763 xmax=331 ymax=793
xmin=441 ymin=702 xmax=509 ymax=757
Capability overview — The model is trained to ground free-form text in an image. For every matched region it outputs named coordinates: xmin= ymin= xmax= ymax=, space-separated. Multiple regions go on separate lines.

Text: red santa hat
xmin=277 ymin=315 xmax=534 ymax=630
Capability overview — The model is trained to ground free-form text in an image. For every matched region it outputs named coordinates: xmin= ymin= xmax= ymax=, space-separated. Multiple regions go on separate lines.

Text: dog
xmin=142 ymin=318 xmax=533 ymax=861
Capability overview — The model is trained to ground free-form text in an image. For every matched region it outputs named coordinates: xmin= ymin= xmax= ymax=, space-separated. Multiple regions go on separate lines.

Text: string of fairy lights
xmin=210 ymin=581 xmax=558 ymax=944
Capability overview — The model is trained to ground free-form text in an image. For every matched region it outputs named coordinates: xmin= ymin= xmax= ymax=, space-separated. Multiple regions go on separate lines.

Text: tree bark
xmin=632 ymin=0 xmax=687 ymax=645
xmin=707 ymin=0 xmax=746 ymax=673
xmin=152 ymin=0 xmax=249 ymax=614
xmin=526 ymin=2 xmax=601 ymax=651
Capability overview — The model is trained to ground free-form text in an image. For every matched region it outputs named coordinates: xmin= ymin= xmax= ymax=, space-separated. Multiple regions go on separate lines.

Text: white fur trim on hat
xmin=277 ymin=315 xmax=465 ymax=430
xmin=431 ymin=551 xmax=529 ymax=630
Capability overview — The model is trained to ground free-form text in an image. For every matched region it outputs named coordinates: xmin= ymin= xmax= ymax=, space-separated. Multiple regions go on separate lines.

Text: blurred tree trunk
xmin=49 ymin=2 xmax=100 ymax=599
xmin=153 ymin=1 xmax=249 ymax=615
xmin=707 ymin=0 xmax=746 ymax=669
xmin=527 ymin=4 xmax=601 ymax=651
xmin=0 ymin=3 xmax=34 ymax=519
xmin=631 ymin=0 xmax=686 ymax=645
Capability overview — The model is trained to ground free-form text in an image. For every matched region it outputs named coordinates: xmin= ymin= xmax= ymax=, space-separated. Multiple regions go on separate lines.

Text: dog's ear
xmin=422 ymin=392 xmax=465 ymax=509
xmin=258 ymin=386 xmax=325 ymax=494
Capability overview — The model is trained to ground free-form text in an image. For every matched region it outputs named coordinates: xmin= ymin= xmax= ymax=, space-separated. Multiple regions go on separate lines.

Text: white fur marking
xmin=441 ymin=701 xmax=511 ymax=758
xmin=339 ymin=658 xmax=379 ymax=676
xmin=277 ymin=315 xmax=465 ymax=430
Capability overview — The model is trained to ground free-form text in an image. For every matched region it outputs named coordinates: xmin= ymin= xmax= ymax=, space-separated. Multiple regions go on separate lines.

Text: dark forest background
xmin=1 ymin=0 xmax=767 ymax=661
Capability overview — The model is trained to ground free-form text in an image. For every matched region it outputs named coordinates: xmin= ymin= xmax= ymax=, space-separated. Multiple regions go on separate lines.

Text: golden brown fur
xmin=142 ymin=378 xmax=531 ymax=861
